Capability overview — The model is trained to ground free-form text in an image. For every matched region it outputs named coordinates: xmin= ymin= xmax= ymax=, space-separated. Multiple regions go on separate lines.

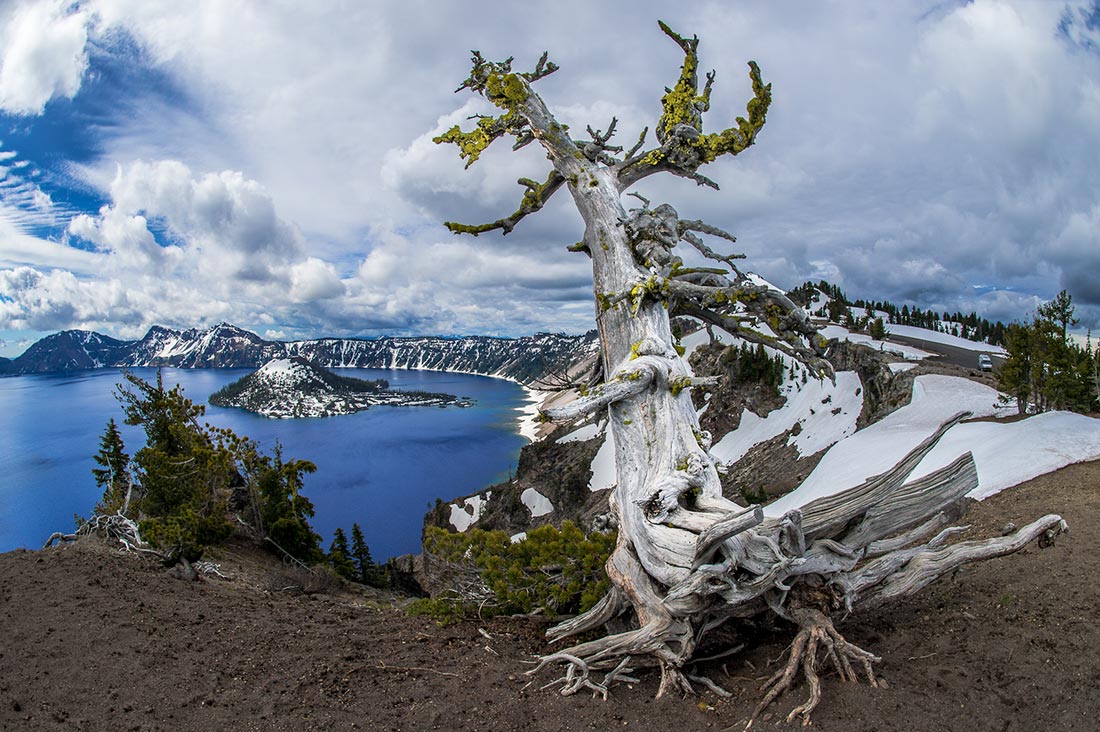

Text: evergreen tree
xmin=997 ymin=292 xmax=1096 ymax=414
xmin=350 ymin=523 xmax=383 ymax=586
xmin=248 ymin=444 xmax=323 ymax=564
xmin=869 ymin=317 xmax=886 ymax=341
xmin=116 ymin=370 xmax=235 ymax=559
xmin=92 ymin=418 xmax=131 ymax=515
xmin=1038 ymin=289 xmax=1078 ymax=342
xmin=328 ymin=528 xmax=356 ymax=580
xmin=106 ymin=371 xmax=324 ymax=563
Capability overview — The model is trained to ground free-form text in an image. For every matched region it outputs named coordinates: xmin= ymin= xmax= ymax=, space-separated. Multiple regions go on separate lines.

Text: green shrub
xmin=421 ymin=521 xmax=616 ymax=619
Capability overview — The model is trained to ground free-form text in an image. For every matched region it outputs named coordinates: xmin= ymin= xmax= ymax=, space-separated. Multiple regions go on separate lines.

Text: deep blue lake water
xmin=0 ymin=368 xmax=529 ymax=560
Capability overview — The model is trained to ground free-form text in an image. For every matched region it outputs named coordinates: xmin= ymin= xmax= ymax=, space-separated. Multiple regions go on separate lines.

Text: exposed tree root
xmin=527 ymin=653 xmax=639 ymax=699
xmin=44 ymin=512 xmax=163 ymax=559
xmin=749 ymin=594 xmax=879 ymax=727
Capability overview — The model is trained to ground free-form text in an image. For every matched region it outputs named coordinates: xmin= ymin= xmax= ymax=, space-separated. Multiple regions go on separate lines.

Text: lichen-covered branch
xmin=443 ymin=170 xmax=565 ymax=236
xmin=617 ymin=23 xmax=772 ymax=189
xmin=540 ymin=356 xmax=666 ymax=422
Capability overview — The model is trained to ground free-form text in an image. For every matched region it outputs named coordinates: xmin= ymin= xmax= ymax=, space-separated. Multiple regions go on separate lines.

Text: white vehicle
xmin=978 ymin=354 xmax=993 ymax=371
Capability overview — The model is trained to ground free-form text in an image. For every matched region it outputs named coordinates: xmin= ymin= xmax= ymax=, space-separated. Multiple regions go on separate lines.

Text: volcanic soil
xmin=2 ymin=460 xmax=1098 ymax=731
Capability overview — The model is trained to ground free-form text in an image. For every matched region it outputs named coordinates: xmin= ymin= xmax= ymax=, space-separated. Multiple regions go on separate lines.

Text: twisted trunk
xmin=564 ymin=167 xmax=728 ymax=689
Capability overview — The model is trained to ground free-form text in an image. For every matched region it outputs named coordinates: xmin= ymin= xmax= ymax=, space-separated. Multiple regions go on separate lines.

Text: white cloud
xmin=289 ymin=257 xmax=344 ymax=303
xmin=5 ymin=0 xmax=1100 ymax=342
xmin=0 ymin=0 xmax=91 ymax=115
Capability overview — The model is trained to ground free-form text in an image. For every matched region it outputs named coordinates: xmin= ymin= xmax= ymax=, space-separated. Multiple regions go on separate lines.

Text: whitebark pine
xmin=436 ymin=22 xmax=1066 ymax=722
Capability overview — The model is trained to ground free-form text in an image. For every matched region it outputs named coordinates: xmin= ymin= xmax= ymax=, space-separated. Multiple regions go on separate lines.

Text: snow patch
xmin=588 ymin=428 xmax=617 ymax=492
xmin=711 ymin=371 xmax=863 ymax=465
xmin=885 ymin=324 xmax=1007 ymax=354
xmin=888 ymin=362 xmax=918 ymax=373
xmin=820 ymin=325 xmax=933 ymax=360
xmin=260 ymin=358 xmax=294 ymax=373
xmin=680 ymin=325 xmax=736 ymax=361
xmin=558 ymin=421 xmax=603 ymax=444
xmin=448 ymin=491 xmax=492 ymax=532
xmin=516 ymin=387 xmax=550 ymax=442
xmin=520 ymin=488 xmax=554 ymax=517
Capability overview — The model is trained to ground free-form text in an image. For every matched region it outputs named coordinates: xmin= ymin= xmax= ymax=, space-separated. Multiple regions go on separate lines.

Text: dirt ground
xmin=2 ymin=460 xmax=1098 ymax=732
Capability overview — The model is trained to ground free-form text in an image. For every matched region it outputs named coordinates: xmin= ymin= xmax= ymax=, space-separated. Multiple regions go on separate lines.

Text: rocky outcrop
xmin=209 ymin=357 xmax=466 ymax=418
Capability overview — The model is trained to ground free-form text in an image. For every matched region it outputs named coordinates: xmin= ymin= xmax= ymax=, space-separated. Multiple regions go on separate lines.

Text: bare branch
xmin=523 ymin=51 xmax=560 ymax=82
xmin=625 ymin=127 xmax=649 ymax=160
xmin=444 ymin=170 xmax=565 ymax=236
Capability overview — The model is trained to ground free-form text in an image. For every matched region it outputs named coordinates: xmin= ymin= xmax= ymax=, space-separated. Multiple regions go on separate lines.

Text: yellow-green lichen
xmin=656 ymin=48 xmax=703 ymax=143
xmin=628 ymin=275 xmax=670 ymax=315
xmin=694 ymin=62 xmax=771 ymax=163
xmin=668 ymin=376 xmax=692 ymax=397
xmin=484 ymin=72 xmax=529 ymax=108
xmin=433 ymin=117 xmax=500 ymax=167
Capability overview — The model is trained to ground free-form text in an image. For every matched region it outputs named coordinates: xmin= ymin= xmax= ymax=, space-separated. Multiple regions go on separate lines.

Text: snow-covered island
xmin=209 ymin=357 xmax=471 ymax=418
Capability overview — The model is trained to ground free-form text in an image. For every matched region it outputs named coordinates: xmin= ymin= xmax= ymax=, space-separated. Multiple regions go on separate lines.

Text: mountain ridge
xmin=0 ymin=323 xmax=599 ymax=385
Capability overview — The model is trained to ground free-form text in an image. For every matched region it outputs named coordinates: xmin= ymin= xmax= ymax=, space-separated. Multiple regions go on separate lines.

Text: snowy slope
xmin=766 ymin=375 xmax=1100 ymax=516
xmin=885 ymin=324 xmax=1007 ymax=354
xmin=819 ymin=324 xmax=935 ymax=360
xmin=711 ymin=371 xmax=863 ymax=465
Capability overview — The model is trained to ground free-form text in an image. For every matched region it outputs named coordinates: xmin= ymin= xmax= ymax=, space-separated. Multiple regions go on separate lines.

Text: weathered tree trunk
xmin=436 ymin=23 xmax=1066 ymax=719
xmin=558 ymin=166 xmax=732 ymax=694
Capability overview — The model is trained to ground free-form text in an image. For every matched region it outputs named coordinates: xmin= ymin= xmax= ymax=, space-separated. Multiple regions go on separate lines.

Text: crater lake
xmin=0 ymin=368 xmax=531 ymax=559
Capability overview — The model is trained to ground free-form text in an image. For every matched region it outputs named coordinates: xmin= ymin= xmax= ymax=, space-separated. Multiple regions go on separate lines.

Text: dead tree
xmin=436 ymin=22 xmax=1065 ymax=722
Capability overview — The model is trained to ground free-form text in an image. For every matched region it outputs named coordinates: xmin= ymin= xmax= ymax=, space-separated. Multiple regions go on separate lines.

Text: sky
xmin=1 ymin=0 xmax=1099 ymax=356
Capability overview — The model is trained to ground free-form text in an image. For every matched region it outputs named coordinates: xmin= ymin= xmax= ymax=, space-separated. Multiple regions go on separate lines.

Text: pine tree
xmin=350 ymin=523 xmax=383 ymax=586
xmin=92 ymin=418 xmax=131 ymax=515
xmin=110 ymin=371 xmax=322 ymax=563
xmin=328 ymin=528 xmax=356 ymax=580
xmin=250 ymin=446 xmax=323 ymax=565
xmin=1038 ymin=289 xmax=1078 ymax=342
xmin=869 ymin=317 xmax=886 ymax=341
xmin=116 ymin=370 xmax=235 ymax=559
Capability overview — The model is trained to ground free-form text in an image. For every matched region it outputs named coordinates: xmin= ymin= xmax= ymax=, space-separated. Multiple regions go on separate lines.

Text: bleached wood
xmin=439 ymin=26 xmax=1066 ymax=718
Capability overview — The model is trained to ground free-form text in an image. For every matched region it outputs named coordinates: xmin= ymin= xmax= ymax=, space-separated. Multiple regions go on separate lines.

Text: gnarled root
xmin=527 ymin=653 xmax=639 ymax=699
xmin=750 ymin=600 xmax=879 ymax=727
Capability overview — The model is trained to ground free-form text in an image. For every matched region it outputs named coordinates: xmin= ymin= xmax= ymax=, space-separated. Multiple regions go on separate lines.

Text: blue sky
xmin=2 ymin=0 xmax=1100 ymax=356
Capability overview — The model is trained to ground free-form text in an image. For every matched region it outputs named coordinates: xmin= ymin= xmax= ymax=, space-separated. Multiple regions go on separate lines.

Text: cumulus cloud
xmin=0 ymin=160 xmax=358 ymax=336
xmin=0 ymin=0 xmax=91 ymax=115
xmin=5 ymin=1 xmax=1100 ymax=344
xmin=289 ymin=258 xmax=344 ymax=303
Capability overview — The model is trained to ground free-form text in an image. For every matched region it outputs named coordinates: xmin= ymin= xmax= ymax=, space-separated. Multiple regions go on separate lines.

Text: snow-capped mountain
xmin=3 ymin=330 xmax=131 ymax=373
xmin=0 ymin=324 xmax=599 ymax=385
